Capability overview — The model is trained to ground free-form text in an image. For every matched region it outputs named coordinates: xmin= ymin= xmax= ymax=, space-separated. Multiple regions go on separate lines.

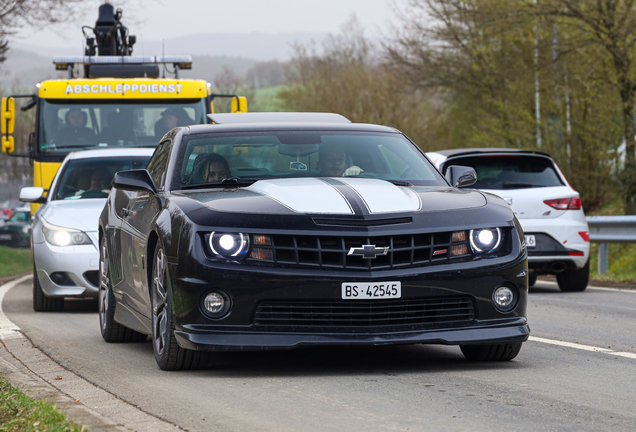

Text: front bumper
xmin=168 ymin=247 xmax=529 ymax=351
xmin=33 ymin=237 xmax=100 ymax=298
xmin=175 ymin=318 xmax=529 ymax=351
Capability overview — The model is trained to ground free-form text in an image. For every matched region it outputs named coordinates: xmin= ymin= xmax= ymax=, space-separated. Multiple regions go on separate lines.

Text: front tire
xmin=99 ymin=236 xmax=146 ymax=343
xmin=151 ymin=242 xmax=210 ymax=370
xmin=460 ymin=342 xmax=522 ymax=361
xmin=33 ymin=266 xmax=64 ymax=312
xmin=556 ymin=260 xmax=589 ymax=292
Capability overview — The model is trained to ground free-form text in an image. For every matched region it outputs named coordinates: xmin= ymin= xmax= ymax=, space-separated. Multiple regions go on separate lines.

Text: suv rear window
xmin=444 ymin=155 xmax=564 ymax=189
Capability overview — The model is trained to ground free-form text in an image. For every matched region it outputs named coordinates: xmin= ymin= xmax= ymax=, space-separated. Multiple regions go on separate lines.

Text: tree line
xmin=279 ymin=1 xmax=636 ymax=214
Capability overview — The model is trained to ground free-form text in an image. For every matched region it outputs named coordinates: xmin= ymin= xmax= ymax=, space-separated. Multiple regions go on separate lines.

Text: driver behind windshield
xmin=54 ymin=108 xmax=96 ymax=145
xmin=74 ymin=168 xmax=111 ymax=198
xmin=190 ymin=153 xmax=230 ymax=183
xmin=317 ymin=143 xmax=361 ymax=177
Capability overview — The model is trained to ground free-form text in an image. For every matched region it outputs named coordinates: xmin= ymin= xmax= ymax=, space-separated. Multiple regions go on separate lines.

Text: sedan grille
xmin=247 ymin=231 xmax=470 ymax=271
xmin=254 ymin=297 xmax=475 ymax=328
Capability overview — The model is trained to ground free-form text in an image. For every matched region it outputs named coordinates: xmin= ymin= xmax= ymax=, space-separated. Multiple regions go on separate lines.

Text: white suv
xmin=426 ymin=148 xmax=590 ymax=291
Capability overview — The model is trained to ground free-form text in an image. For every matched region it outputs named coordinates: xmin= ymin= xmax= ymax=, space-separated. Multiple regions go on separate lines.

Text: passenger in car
xmin=154 ymin=107 xmax=192 ymax=137
xmin=317 ymin=143 xmax=362 ymax=177
xmin=54 ymin=108 xmax=96 ymax=145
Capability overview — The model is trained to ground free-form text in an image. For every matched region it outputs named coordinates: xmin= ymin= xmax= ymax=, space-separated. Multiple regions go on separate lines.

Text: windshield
xmin=172 ymin=131 xmax=446 ymax=189
xmin=38 ymin=99 xmax=206 ymax=153
xmin=445 ymin=155 xmax=565 ymax=189
xmin=53 ymin=156 xmax=151 ymax=200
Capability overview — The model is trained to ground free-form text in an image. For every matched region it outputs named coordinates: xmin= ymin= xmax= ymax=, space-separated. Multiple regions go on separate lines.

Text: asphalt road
xmin=3 ymin=280 xmax=636 ymax=432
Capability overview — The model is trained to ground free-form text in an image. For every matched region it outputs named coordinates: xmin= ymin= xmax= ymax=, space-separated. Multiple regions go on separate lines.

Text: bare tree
xmin=0 ymin=0 xmax=88 ymax=63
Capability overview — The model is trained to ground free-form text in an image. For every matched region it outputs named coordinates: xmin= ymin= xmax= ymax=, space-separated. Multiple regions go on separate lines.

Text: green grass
xmin=587 ymin=197 xmax=636 ymax=284
xmin=0 ymin=245 xmax=32 ymax=278
xmin=0 ymin=377 xmax=83 ymax=432
xmin=253 ymin=85 xmax=288 ymax=112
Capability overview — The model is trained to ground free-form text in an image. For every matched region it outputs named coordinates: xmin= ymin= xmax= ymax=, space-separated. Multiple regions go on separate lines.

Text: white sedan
xmin=426 ymin=148 xmax=590 ymax=292
xmin=20 ymin=148 xmax=154 ymax=311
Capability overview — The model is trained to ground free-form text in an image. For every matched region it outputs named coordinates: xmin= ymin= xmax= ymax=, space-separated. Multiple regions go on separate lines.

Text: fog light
xmin=493 ymin=286 xmax=516 ymax=312
xmin=202 ymin=291 xmax=230 ymax=318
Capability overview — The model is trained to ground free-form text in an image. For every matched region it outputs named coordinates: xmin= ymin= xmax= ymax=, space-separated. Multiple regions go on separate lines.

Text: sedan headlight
xmin=208 ymin=232 xmax=250 ymax=258
xmin=22 ymin=225 xmax=31 ymax=234
xmin=469 ymin=228 xmax=502 ymax=253
xmin=42 ymin=221 xmax=92 ymax=247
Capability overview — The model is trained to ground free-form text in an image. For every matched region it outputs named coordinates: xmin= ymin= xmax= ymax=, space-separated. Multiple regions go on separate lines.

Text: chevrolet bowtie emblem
xmin=348 ymin=244 xmax=389 ymax=259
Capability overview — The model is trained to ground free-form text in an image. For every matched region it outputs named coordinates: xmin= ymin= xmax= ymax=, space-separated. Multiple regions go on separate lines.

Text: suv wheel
xmin=556 ymin=260 xmax=589 ymax=292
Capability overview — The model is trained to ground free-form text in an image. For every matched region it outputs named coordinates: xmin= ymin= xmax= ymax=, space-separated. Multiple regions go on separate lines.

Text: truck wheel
xmin=556 ymin=260 xmax=589 ymax=292
xmin=460 ymin=342 xmax=522 ymax=361
xmin=151 ymin=242 xmax=210 ymax=370
xmin=33 ymin=266 xmax=64 ymax=312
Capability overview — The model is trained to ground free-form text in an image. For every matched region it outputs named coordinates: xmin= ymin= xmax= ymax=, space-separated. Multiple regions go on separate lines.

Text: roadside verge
xmin=0 ymin=275 xmax=180 ymax=432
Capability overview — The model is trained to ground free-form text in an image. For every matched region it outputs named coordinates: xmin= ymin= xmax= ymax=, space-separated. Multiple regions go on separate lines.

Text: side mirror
xmin=20 ymin=187 xmax=46 ymax=203
xmin=231 ymin=96 xmax=248 ymax=113
xmin=1 ymin=97 xmax=15 ymax=153
xmin=445 ymin=165 xmax=477 ymax=188
xmin=112 ymin=170 xmax=157 ymax=194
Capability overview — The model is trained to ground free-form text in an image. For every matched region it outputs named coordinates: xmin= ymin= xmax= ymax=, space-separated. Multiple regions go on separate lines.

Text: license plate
xmin=0 ymin=234 xmax=11 ymax=240
xmin=525 ymin=235 xmax=536 ymax=248
xmin=342 ymin=282 xmax=401 ymax=299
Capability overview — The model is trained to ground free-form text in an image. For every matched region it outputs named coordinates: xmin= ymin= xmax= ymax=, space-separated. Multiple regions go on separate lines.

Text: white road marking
xmin=537 ymin=280 xmax=636 ymax=293
xmin=529 ymin=336 xmax=636 ymax=359
xmin=0 ymin=275 xmax=31 ymax=339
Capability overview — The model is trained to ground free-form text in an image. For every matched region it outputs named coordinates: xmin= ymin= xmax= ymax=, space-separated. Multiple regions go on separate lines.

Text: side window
xmin=147 ymin=140 xmax=171 ymax=190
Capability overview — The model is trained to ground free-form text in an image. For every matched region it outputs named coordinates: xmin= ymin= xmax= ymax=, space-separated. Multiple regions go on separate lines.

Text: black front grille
xmin=254 ymin=297 xmax=475 ymax=328
xmin=247 ymin=231 xmax=470 ymax=271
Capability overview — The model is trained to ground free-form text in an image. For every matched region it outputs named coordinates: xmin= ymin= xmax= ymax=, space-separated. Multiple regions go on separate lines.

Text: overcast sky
xmin=14 ymin=0 xmax=396 ymax=49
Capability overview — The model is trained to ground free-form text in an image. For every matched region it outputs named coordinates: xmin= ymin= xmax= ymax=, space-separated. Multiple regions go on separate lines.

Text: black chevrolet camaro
xmin=98 ymin=113 xmax=529 ymax=370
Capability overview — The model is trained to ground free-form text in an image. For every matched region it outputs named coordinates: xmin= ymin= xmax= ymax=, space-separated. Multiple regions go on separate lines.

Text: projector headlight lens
xmin=209 ymin=232 xmax=249 ymax=258
xmin=42 ymin=221 xmax=92 ymax=247
xmin=469 ymin=228 xmax=502 ymax=253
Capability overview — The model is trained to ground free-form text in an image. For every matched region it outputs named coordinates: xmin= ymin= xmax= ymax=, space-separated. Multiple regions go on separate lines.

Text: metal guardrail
xmin=586 ymin=216 xmax=636 ymax=274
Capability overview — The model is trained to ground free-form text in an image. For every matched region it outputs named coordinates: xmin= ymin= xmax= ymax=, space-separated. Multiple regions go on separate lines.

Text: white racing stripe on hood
xmin=337 ymin=178 xmax=422 ymax=214
xmin=247 ymin=178 xmax=354 ymax=214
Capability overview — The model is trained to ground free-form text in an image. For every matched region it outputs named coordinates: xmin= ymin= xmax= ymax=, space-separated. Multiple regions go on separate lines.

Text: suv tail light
xmin=543 ymin=197 xmax=581 ymax=210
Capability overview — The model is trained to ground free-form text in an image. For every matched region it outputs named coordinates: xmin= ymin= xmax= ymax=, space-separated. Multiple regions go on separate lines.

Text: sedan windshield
xmin=174 ymin=131 xmax=446 ymax=189
xmin=446 ymin=155 xmax=565 ymax=189
xmin=39 ymin=99 xmax=206 ymax=153
xmin=53 ymin=156 xmax=151 ymax=200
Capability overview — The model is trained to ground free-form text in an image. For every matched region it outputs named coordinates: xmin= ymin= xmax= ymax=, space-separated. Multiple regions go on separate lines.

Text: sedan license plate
xmin=0 ymin=234 xmax=11 ymax=241
xmin=525 ymin=235 xmax=536 ymax=248
xmin=342 ymin=282 xmax=401 ymax=299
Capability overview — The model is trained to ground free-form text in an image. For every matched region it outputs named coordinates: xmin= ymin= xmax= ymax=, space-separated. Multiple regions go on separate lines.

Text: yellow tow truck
xmin=1 ymin=3 xmax=247 ymax=213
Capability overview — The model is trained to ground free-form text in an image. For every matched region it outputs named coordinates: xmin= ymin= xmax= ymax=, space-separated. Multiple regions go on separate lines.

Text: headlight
xmin=208 ymin=232 xmax=250 ymax=258
xmin=42 ymin=221 xmax=92 ymax=246
xmin=22 ymin=225 xmax=31 ymax=234
xmin=469 ymin=228 xmax=502 ymax=253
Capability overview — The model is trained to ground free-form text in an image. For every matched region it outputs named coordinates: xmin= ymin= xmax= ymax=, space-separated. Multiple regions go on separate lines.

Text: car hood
xmin=40 ymin=199 xmax=106 ymax=232
xmin=177 ymin=178 xmax=487 ymax=216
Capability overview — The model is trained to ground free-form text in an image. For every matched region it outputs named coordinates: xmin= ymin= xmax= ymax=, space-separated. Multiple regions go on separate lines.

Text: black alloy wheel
xmin=460 ymin=342 xmax=523 ymax=361
xmin=33 ymin=265 xmax=64 ymax=312
xmin=99 ymin=235 xmax=146 ymax=343
xmin=556 ymin=260 xmax=589 ymax=292
xmin=151 ymin=241 xmax=210 ymax=370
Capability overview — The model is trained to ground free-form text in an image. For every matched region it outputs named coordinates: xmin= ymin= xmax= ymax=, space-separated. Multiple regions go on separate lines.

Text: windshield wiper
xmin=180 ymin=177 xmax=259 ymax=190
xmin=386 ymin=180 xmax=413 ymax=186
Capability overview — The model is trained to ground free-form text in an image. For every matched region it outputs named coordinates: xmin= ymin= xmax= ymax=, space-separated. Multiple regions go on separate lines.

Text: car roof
xmin=185 ymin=122 xmax=399 ymax=135
xmin=66 ymin=147 xmax=156 ymax=160
xmin=431 ymin=148 xmax=552 ymax=158
xmin=208 ymin=112 xmax=352 ymax=124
